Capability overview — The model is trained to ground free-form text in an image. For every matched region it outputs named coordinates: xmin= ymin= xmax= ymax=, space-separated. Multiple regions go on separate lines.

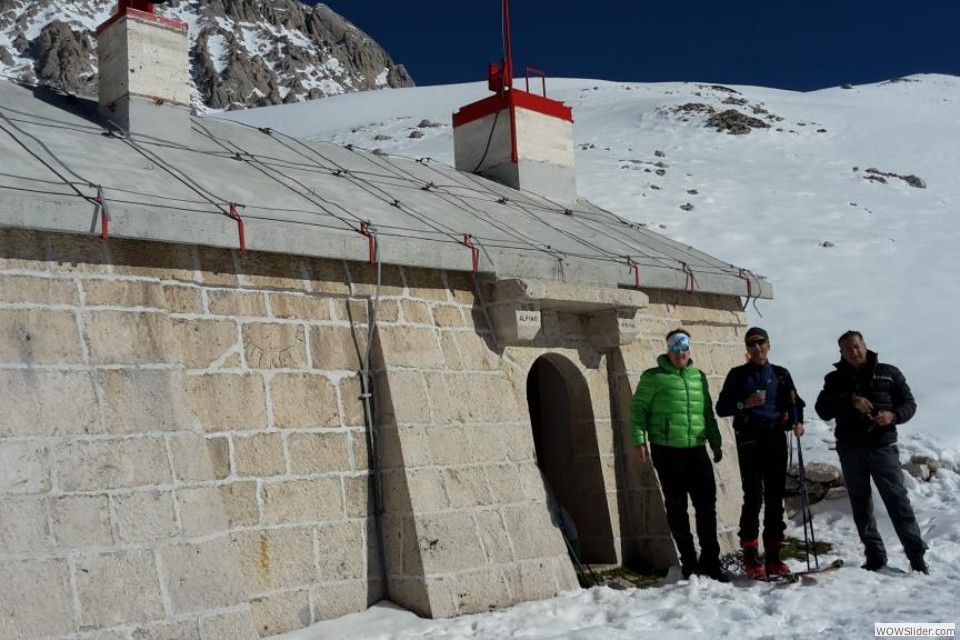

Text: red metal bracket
xmin=228 ymin=203 xmax=246 ymax=252
xmin=681 ymin=261 xmax=698 ymax=293
xmin=460 ymin=234 xmax=480 ymax=275
xmin=357 ymin=221 xmax=377 ymax=264
xmin=525 ymin=66 xmax=547 ymax=98
xmin=95 ymin=186 xmax=110 ymax=242
xmin=627 ymin=257 xmax=641 ymax=290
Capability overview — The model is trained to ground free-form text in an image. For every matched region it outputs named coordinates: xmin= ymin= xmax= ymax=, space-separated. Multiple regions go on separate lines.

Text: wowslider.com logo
xmin=875 ymin=624 xmax=955 ymax=637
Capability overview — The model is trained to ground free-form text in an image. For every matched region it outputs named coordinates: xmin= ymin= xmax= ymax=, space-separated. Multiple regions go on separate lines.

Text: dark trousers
xmin=735 ymin=426 xmax=787 ymax=543
xmin=836 ymin=443 xmax=927 ymax=563
xmin=650 ymin=443 xmax=721 ymax=570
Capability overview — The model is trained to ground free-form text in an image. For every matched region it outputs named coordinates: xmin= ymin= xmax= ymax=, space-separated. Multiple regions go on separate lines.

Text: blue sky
xmin=314 ymin=1 xmax=960 ymax=91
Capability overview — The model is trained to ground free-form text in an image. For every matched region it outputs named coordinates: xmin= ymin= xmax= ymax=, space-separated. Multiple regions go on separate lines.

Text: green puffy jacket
xmin=630 ymin=355 xmax=721 ymax=448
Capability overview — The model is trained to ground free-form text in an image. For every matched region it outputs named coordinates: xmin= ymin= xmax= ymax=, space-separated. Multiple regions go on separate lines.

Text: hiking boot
xmin=697 ymin=558 xmax=732 ymax=583
xmin=861 ymin=556 xmax=887 ymax=572
xmin=681 ymin=562 xmax=696 ymax=579
xmin=908 ymin=554 xmax=929 ymax=574
xmin=741 ymin=539 xmax=766 ymax=580
xmin=764 ymin=539 xmax=791 ymax=577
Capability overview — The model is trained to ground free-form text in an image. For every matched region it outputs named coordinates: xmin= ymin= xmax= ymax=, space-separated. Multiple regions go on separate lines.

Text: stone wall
xmin=0 ymin=227 xmax=749 ymax=639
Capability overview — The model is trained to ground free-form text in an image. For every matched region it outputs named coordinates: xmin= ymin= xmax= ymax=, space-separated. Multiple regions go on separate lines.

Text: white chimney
xmin=96 ymin=1 xmax=190 ymax=142
xmin=453 ymin=84 xmax=576 ymax=203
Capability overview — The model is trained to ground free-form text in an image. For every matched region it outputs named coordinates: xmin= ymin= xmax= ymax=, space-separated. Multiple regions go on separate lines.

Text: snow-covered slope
xmin=220 ymin=73 xmax=960 ymax=448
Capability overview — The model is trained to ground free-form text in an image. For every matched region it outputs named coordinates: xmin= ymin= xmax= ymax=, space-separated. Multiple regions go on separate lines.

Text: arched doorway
xmin=526 ymin=354 xmax=616 ymax=563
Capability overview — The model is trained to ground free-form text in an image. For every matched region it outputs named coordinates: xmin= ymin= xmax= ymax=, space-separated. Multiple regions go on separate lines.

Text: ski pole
xmin=795 ymin=433 xmax=820 ymax=571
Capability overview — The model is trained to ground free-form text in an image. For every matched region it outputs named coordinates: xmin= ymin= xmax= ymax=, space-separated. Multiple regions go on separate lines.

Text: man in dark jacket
xmin=631 ymin=329 xmax=728 ymax=581
xmin=717 ymin=327 xmax=805 ymax=579
xmin=814 ymin=330 xmax=928 ymax=573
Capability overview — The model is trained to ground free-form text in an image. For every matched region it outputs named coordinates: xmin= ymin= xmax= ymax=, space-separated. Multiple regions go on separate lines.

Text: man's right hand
xmin=852 ymin=394 xmax=874 ymax=415
xmin=634 ymin=445 xmax=649 ymax=462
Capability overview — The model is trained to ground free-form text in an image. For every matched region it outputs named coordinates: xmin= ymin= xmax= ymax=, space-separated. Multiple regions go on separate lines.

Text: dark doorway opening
xmin=526 ymin=354 xmax=616 ymax=563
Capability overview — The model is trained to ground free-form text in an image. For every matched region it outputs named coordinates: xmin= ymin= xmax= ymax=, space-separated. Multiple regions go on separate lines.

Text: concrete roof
xmin=0 ymin=80 xmax=771 ymax=299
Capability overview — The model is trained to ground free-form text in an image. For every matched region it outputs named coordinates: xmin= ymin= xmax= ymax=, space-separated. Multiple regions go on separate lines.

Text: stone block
xmin=53 ymin=494 xmax=114 ymax=548
xmin=171 ymin=318 xmax=239 ymax=369
xmin=403 ymin=268 xmax=449 ymax=301
xmin=103 ymin=369 xmax=193 ymax=434
xmin=49 ymin=233 xmax=109 ymax=273
xmin=484 ymin=464 xmax=525 ymax=504
xmin=453 ymin=331 xmax=500 ymax=371
xmin=109 ymin=239 xmax=196 ymax=281
xmin=163 ymin=284 xmax=203 ymax=314
xmin=310 ymin=324 xmax=366 ymax=370
xmin=84 ymin=311 xmax=175 ymax=365
xmin=234 ymin=432 xmax=286 ymax=477
xmin=0 ymin=558 xmax=75 ymax=638
xmin=113 ymin=490 xmax=179 ymax=543
xmin=501 ymin=505 xmax=566 ymax=559
xmin=238 ymin=252 xmax=310 ymax=291
xmin=400 ymin=299 xmax=432 ymax=325
xmin=0 ymin=275 xmax=77 ymax=305
xmin=0 ymin=369 xmax=100 ymax=437
xmin=270 ymin=373 xmax=339 ymax=429
xmin=411 ymin=512 xmax=486 ymax=574
xmin=380 ymin=370 xmax=430 ymax=426
xmin=197 ymin=247 xmax=239 ymax=287
xmin=261 ymin=478 xmax=343 ymax=525
xmin=0 ymin=228 xmax=49 ymax=271
xmin=445 ymin=272 xmax=476 ymax=305
xmin=242 ymin=322 xmax=308 ymax=369
xmin=379 ymin=425 xmax=432 ymax=470
xmin=199 ymin=608 xmax=259 ymax=640
xmin=168 ymin=433 xmax=230 ymax=482
xmin=131 ymin=619 xmax=201 ymax=640
xmin=451 ymin=568 xmax=515 ymax=615
xmin=424 ymin=425 xmax=473 ymax=466
xmin=438 ymin=331 xmax=463 ymax=369
xmin=56 ymin=437 xmax=171 ymax=492
xmin=82 ymin=279 xmax=166 ymax=309
xmin=338 ymin=376 xmax=366 ymax=428
xmin=287 ymin=431 xmax=350 ymax=475
xmin=0 ymin=496 xmax=51 ymax=553
xmin=343 ymin=474 xmax=373 ymax=519
xmin=515 ymin=558 xmax=564 ymax=601
xmin=431 ymin=304 xmax=465 ymax=327
xmin=312 ymin=580 xmax=379 ymax=621
xmin=231 ymin=528 xmax=316 ymax=592
xmin=77 ymin=549 xmax=165 ymax=628
xmin=0 ymin=441 xmax=50 ymax=494
xmin=330 ymin=298 xmax=369 ymax=325
xmin=377 ymin=326 xmax=444 ymax=369
xmin=317 ymin=520 xmax=366 ymax=581
xmin=183 ymin=373 xmax=267 ymax=432
xmin=436 ymin=373 xmax=521 ymax=424
xmin=305 ymin=257 xmax=350 ymax=295
xmin=0 ymin=309 xmax=82 ymax=364
xmin=177 ymin=482 xmax=259 ymax=537
xmin=159 ymin=537 xmax=247 ymax=614
xmin=249 ymin=590 xmax=311 ymax=638
xmin=406 ymin=468 xmax=451 ymax=513
xmin=348 ymin=263 xmax=403 ymax=297
xmin=443 ymin=466 xmax=493 ymax=508
xmin=270 ymin=292 xmax=331 ymax=321
xmin=374 ymin=299 xmax=400 ymax=322
xmin=473 ymin=509 xmax=515 ymax=564
xmin=206 ymin=289 xmax=267 ymax=317
xmin=350 ymin=431 xmax=371 ymax=472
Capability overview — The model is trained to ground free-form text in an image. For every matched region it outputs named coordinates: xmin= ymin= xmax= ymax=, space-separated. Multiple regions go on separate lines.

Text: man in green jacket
xmin=631 ymin=329 xmax=727 ymax=581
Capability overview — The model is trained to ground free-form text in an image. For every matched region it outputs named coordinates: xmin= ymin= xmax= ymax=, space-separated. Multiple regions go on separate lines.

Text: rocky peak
xmin=0 ymin=0 xmax=414 ymax=111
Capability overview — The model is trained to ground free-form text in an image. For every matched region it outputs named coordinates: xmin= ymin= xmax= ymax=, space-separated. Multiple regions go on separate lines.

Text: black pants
xmin=836 ymin=442 xmax=927 ymax=563
xmin=735 ymin=425 xmax=787 ymax=544
xmin=650 ymin=443 xmax=721 ymax=571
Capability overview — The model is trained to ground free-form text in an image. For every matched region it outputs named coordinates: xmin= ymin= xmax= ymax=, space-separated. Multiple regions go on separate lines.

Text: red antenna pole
xmin=502 ymin=0 xmax=513 ymax=90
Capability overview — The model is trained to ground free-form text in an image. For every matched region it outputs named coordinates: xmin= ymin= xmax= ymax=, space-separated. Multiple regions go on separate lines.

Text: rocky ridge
xmin=0 ymin=0 xmax=414 ymax=111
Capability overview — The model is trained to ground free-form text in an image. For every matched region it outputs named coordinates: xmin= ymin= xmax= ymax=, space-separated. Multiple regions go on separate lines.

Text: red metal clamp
xmin=228 ymin=203 xmax=246 ymax=252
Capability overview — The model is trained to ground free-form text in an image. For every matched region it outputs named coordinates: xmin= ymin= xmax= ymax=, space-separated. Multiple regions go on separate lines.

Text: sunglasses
xmin=746 ymin=340 xmax=768 ymax=348
xmin=668 ymin=343 xmax=690 ymax=354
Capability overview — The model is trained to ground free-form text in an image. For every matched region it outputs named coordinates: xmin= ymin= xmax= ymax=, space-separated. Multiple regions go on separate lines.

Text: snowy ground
xmin=218 ymin=74 xmax=960 ymax=639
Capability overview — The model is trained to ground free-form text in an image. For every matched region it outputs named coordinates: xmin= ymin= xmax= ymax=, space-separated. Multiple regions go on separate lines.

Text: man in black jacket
xmin=717 ymin=327 xmax=805 ymax=579
xmin=814 ymin=330 xmax=928 ymax=573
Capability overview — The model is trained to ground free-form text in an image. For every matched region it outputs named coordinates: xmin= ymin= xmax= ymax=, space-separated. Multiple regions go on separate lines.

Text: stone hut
xmin=0 ymin=5 xmax=771 ymax=639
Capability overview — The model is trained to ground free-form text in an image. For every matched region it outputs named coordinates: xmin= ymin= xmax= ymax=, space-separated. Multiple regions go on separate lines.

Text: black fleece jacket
xmin=814 ymin=351 xmax=917 ymax=447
